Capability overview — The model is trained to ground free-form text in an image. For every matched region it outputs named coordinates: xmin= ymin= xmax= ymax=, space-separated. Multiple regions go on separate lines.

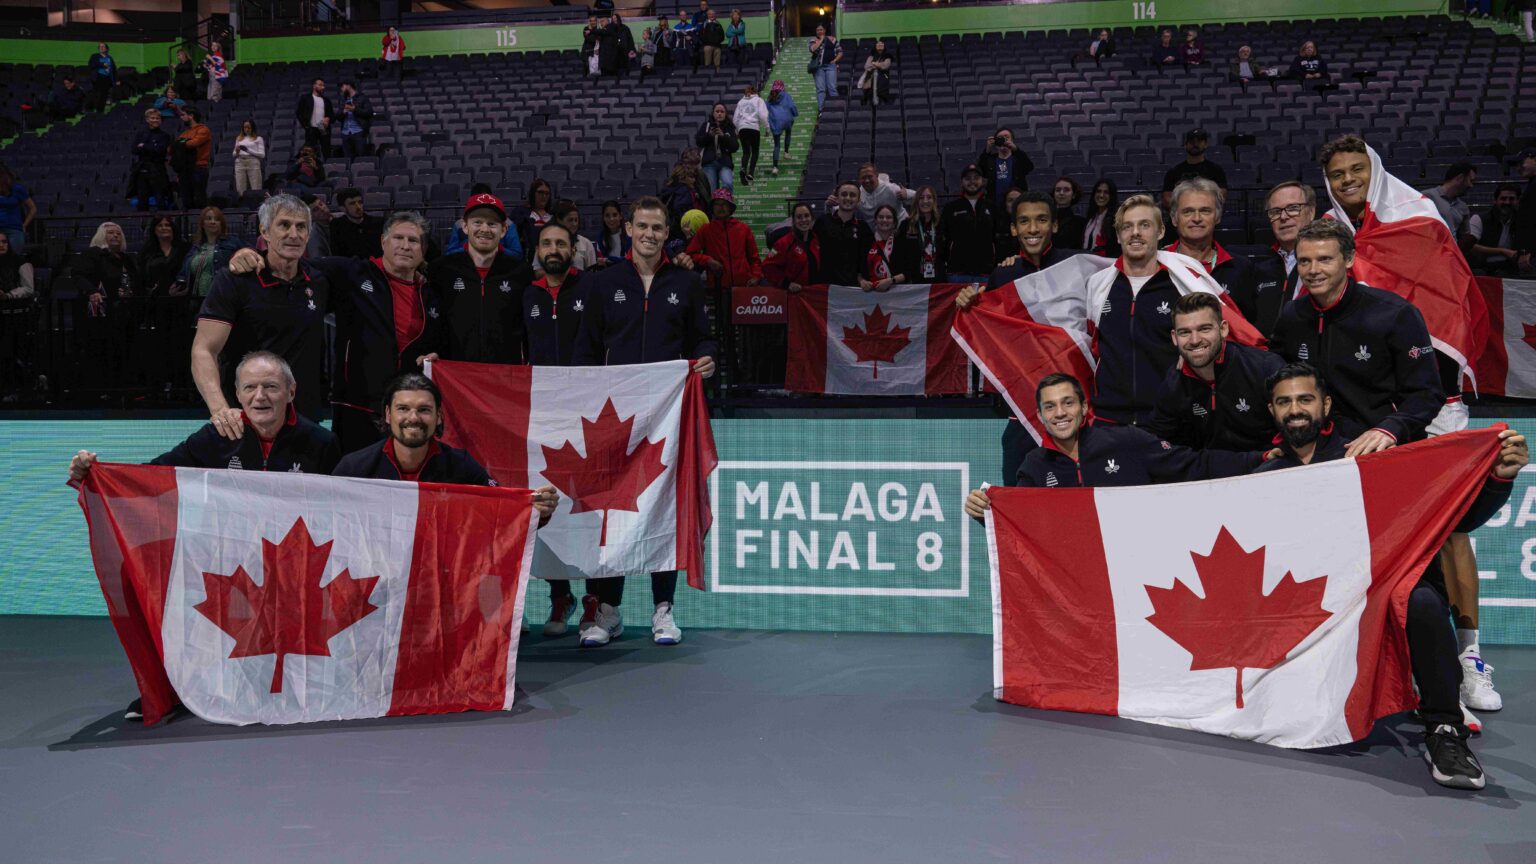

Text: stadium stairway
xmin=732 ymin=38 xmax=816 ymax=243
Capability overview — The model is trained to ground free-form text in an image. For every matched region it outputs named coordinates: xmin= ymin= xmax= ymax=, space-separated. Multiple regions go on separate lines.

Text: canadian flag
xmin=952 ymin=252 xmax=1263 ymax=443
xmin=986 ymin=428 xmax=1500 ymax=748
xmin=1472 ymin=276 xmax=1536 ymax=398
xmin=77 ymin=465 xmax=538 ymax=726
xmin=786 ymin=283 xmax=969 ymax=395
xmin=426 ymin=359 xmax=717 ymax=587
xmin=1324 ymin=143 xmax=1487 ymax=382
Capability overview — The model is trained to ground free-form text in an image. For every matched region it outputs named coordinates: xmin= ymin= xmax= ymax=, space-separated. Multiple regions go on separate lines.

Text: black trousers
xmin=342 ymin=133 xmax=368 ymax=162
xmin=178 ymin=166 xmax=208 ymax=210
xmin=1001 ymin=417 xmax=1036 ymax=487
xmin=739 ymin=128 xmax=762 ymax=178
xmin=582 ymin=571 xmax=678 ymax=607
xmin=1407 ymin=579 xmax=1464 ymax=733
xmin=332 ymin=403 xmax=385 ymax=456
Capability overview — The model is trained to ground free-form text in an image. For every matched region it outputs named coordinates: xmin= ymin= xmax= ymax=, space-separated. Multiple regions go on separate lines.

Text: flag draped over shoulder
xmin=427 ymin=359 xmax=718 ymax=588
xmin=985 ymin=428 xmax=1501 ymax=749
xmin=952 ymin=251 xmax=1263 ymax=443
xmin=1325 ymin=143 xmax=1487 ymax=383
xmin=78 ymin=465 xmax=539 ymax=726
xmin=786 ymin=283 xmax=969 ymax=395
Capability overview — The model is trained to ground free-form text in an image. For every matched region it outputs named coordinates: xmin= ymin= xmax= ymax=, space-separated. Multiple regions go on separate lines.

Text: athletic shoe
xmin=1462 ymin=703 xmax=1483 ymax=735
xmin=1424 ymin=724 xmax=1486 ymax=790
xmin=652 ymin=601 xmax=682 ymax=645
xmin=770 ymin=165 xmax=779 ymax=175
xmin=1459 ymin=650 xmax=1503 ymax=711
xmin=124 ymin=697 xmax=143 ymax=721
xmin=578 ymin=596 xmax=622 ymax=647
xmin=543 ymin=593 xmax=578 ymax=637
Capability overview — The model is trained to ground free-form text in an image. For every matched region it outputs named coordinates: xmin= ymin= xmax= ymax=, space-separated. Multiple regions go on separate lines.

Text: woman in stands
xmin=764 ymin=202 xmax=819 ymax=293
xmin=1051 ymin=177 xmax=1085 ymax=251
xmin=858 ymin=40 xmax=894 ymax=106
xmin=861 ymin=204 xmax=914 ymax=291
xmin=594 ymin=200 xmax=631 ymax=264
xmin=1289 ymin=40 xmax=1328 ymax=80
xmin=232 ymin=119 xmax=266 ymax=198
xmin=139 ymin=216 xmax=188 ymax=298
xmin=766 ymin=80 xmax=797 ymax=176
xmin=88 ymin=43 xmax=116 ymax=111
xmin=1180 ymin=27 xmax=1205 ymax=66
xmin=696 ymin=102 xmax=739 ymax=194
xmin=638 ymin=27 xmax=658 ymax=79
xmin=1082 ymin=178 xmax=1121 ymax=258
xmin=0 ymin=232 xmax=34 ymax=301
xmin=517 ymin=179 xmax=555 ymax=257
xmin=1071 ymin=29 xmax=1116 ymax=67
xmin=725 ymin=9 xmax=747 ymax=68
xmin=284 ymin=146 xmax=327 ymax=189
xmin=897 ymin=186 xmax=943 ymax=281
xmin=153 ymin=86 xmax=186 ymax=124
xmin=78 ymin=222 xmax=142 ymax=388
xmin=139 ymin=215 xmax=191 ymax=390
xmin=380 ymin=26 xmax=406 ymax=80
xmin=173 ymin=48 xmax=198 ymax=103
xmin=734 ymin=84 xmax=770 ymax=187
xmin=176 ymin=207 xmax=243 ymax=299
xmin=808 ymin=24 xmax=843 ymax=109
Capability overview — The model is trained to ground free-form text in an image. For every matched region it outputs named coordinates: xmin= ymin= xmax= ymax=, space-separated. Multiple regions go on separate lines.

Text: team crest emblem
xmin=614 ymin=289 xmax=627 ymax=303
xmin=307 ymin=299 xmax=316 ymax=311
xmin=1044 ymin=472 xmax=1058 ymax=487
xmin=227 ymin=456 xmax=243 ymax=470
xmin=499 ymin=280 xmax=512 ymax=293
xmin=668 ymin=292 xmax=680 ymax=305
xmin=1297 ymin=343 xmax=1310 ymax=360
xmin=1191 ymin=403 xmax=1208 ymax=417
xmin=360 ymin=279 xmax=375 ymax=293
xmin=428 ymin=308 xmax=439 ymax=319
xmin=573 ymin=300 xmax=584 ymax=312
xmin=1105 ymin=459 xmax=1120 ymax=474
xmin=1156 ymin=301 xmax=1171 ymax=315
xmin=452 ymin=277 xmax=466 ymax=292
xmin=288 ymin=464 xmax=304 ymax=473
xmin=1235 ymin=398 xmax=1250 ymax=412
xmin=1101 ymin=299 xmax=1112 ymax=314
xmin=1354 ymin=345 xmax=1372 ymax=362
xmin=530 ymin=305 xmax=541 ymax=318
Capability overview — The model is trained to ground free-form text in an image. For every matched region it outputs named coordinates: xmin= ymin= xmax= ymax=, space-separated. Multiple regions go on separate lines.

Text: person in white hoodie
xmin=733 ymin=83 xmax=771 ymax=186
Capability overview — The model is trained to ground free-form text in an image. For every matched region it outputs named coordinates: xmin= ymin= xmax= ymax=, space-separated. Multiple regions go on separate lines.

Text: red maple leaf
xmin=1522 ymin=322 xmax=1536 ymax=354
xmin=540 ymin=398 xmax=668 ymax=545
xmin=1144 ymin=527 xmax=1331 ymax=709
xmin=194 ymin=518 xmax=380 ymax=694
xmin=841 ymin=305 xmax=911 ymax=379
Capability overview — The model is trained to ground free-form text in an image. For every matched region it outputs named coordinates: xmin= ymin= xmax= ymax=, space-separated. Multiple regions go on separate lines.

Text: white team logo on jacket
xmin=1191 ymin=403 xmax=1208 ymax=417
xmin=1101 ymin=299 xmax=1113 ymax=314
xmin=1297 ymin=343 xmax=1310 ymax=360
xmin=227 ymin=456 xmax=243 ymax=470
xmin=288 ymin=463 xmax=304 ymax=473
xmin=530 ymin=305 xmax=541 ymax=318
xmin=1156 ymin=301 xmax=1171 ymax=315
xmin=307 ymin=299 xmax=317 ymax=310
xmin=1045 ymin=472 xmax=1059 ymax=487
xmin=1235 ymin=398 xmax=1250 ymax=413
xmin=614 ymin=289 xmax=627 ymax=303
xmin=1105 ymin=459 xmax=1120 ymax=474
xmin=360 ymin=279 xmax=375 ymax=293
xmin=573 ymin=299 xmax=584 ymax=312
xmin=668 ymin=292 xmax=680 ymax=305
xmin=428 ymin=307 xmax=439 ymax=319
xmin=1354 ymin=345 xmax=1372 ymax=362
xmin=452 ymin=277 xmax=467 ymax=292
xmin=499 ymin=281 xmax=512 ymax=293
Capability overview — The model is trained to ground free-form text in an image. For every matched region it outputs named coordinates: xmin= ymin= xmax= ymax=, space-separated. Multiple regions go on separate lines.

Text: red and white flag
xmin=952 ymin=252 xmax=1263 ymax=443
xmin=427 ymin=359 xmax=717 ymax=587
xmin=986 ymin=428 xmax=1501 ymax=748
xmin=1324 ymin=143 xmax=1487 ymax=381
xmin=1472 ymin=276 xmax=1536 ymax=398
xmin=78 ymin=465 xmax=538 ymax=726
xmin=787 ymin=283 xmax=969 ymax=395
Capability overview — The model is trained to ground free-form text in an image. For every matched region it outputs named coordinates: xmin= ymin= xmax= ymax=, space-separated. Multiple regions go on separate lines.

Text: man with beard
xmin=1160 ymin=128 xmax=1227 ymax=209
xmin=1147 ymin=292 xmax=1282 ymax=450
xmin=573 ymin=196 xmax=716 ymax=647
xmin=1468 ymin=183 xmax=1522 ymax=274
xmin=1163 ymin=178 xmax=1261 ymax=328
xmin=813 ymin=181 xmax=876 ymax=286
xmin=429 ymin=193 xmax=536 ymax=364
xmin=938 ymin=164 xmax=997 ymax=282
xmin=1254 ymin=362 xmax=1526 ymax=790
xmin=329 ymin=187 xmax=385 ymax=260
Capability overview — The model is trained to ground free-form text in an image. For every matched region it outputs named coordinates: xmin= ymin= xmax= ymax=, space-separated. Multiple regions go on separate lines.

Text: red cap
xmin=464 ymin=192 xmax=506 ymax=221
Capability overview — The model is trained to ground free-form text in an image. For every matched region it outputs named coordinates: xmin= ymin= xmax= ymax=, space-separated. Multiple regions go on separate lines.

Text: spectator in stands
xmin=808 ymin=25 xmax=843 ymax=109
xmin=1262 ymin=180 xmax=1316 ymax=302
xmin=898 ymin=185 xmax=943 ymax=281
xmin=1514 ymin=151 xmax=1536 ymax=269
xmin=1082 ymin=178 xmax=1121 ymax=257
xmin=699 ymin=10 xmax=726 ymax=70
xmin=638 ymin=27 xmax=659 ymax=79
xmin=1072 ymin=28 xmax=1116 ymax=67
xmin=178 ymin=207 xmax=243 ymax=298
xmin=980 ymin=127 xmax=1034 ymax=207
xmin=50 ymin=75 xmax=85 ymax=121
xmin=689 ymin=188 xmax=762 ymax=301
xmin=572 ymin=196 xmax=714 ymax=648
xmin=335 ymin=81 xmax=374 ymax=164
xmin=0 ymin=232 xmax=35 ymax=300
xmin=1425 ymin=162 xmax=1476 ymax=244
xmin=583 ymin=14 xmax=603 ymax=76
xmin=89 ymin=43 xmax=117 ymax=111
xmin=1051 ymin=177 xmax=1085 ymax=251
xmin=594 ymin=199 xmax=631 ymax=263
xmin=517 ymin=179 xmax=556 ymax=255
xmin=697 ymin=102 xmax=739 ymax=193
xmin=204 ymin=42 xmax=228 ymax=102
xmin=295 ymin=78 xmax=335 ymax=156
xmin=139 ymin=215 xmax=189 ymax=297
xmin=128 ymin=109 xmax=173 ymax=212
xmin=766 ymin=80 xmax=798 ymax=176
xmin=174 ymin=106 xmax=211 ymax=209
xmin=858 ymin=40 xmax=894 ymax=106
xmin=381 ymin=26 xmax=406 ymax=80
xmin=1165 ymin=178 xmax=1261 ymax=318
xmin=196 ymin=194 xmax=331 ymax=432
xmin=726 ymin=9 xmax=748 ymax=67
xmin=1469 ymin=183 xmax=1523 ymax=274
xmin=839 ymin=161 xmax=915 ymax=225
xmin=302 ymin=194 xmax=334 ymax=259
xmin=534 ymin=200 xmax=598 ymax=272
xmin=78 ymin=222 xmax=141 ymax=317
xmin=154 ymin=86 xmax=187 ymax=124
xmin=734 ymin=84 xmax=770 ymax=186
xmin=173 ymin=49 xmax=199 ymax=103
xmin=599 ymin=13 xmax=638 ymax=78
xmin=673 ymin=11 xmax=697 ymax=69
xmin=285 ymin=145 xmax=328 ymax=190
xmin=430 ymin=192 xmax=535 ymax=365
xmin=860 ymin=204 xmax=914 ymax=290
xmin=669 ymin=208 xmax=709 ymax=259
xmin=329 ymin=187 xmax=385 ymax=259
xmin=995 ymin=188 xmax=1023 ymax=260
xmin=1180 ymin=27 xmax=1205 ymax=66
xmin=660 ymin=162 xmax=707 ymax=235
xmin=764 ymin=201 xmax=819 ymax=293
xmin=1289 ymin=40 xmax=1328 ymax=80
xmin=656 ymin=15 xmax=675 ymax=65
xmin=1161 ymin=128 xmax=1227 ymax=207
xmin=939 ymin=164 xmax=997 ymax=281
xmin=1150 ymin=29 xmax=1179 ymax=67
xmin=1229 ymin=44 xmax=1278 ymax=87
xmin=231 ymin=119 xmax=266 ymax=198
xmin=0 ymin=167 xmax=33 ymax=255
xmin=814 ymin=181 xmax=875 ymax=285
xmin=1521 ymin=0 xmax=1536 ymax=43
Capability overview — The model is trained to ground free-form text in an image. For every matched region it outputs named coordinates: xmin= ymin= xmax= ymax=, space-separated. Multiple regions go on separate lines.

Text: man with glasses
xmin=1253 ymin=180 xmax=1317 ymax=335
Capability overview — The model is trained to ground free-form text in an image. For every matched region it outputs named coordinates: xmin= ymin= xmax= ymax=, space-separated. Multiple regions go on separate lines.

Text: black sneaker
xmin=124 ymin=697 xmax=144 ymax=721
xmin=1424 ymin=724 xmax=1486 ymax=790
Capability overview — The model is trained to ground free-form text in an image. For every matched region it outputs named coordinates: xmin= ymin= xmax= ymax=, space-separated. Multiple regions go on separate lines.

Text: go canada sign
xmin=708 ymin=460 xmax=971 ymax=597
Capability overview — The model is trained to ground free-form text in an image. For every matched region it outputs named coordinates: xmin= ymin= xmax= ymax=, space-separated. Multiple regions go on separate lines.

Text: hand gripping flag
xmin=786 ymin=282 xmax=970 ymax=395
xmin=1323 ymin=143 xmax=1487 ymax=384
xmin=426 ymin=359 xmax=717 ymax=587
xmin=985 ymin=427 xmax=1502 ymax=748
xmin=77 ymin=465 xmax=539 ymax=726
xmin=1471 ymin=275 xmax=1536 ymax=398
xmin=951 ymin=251 xmax=1264 ymax=443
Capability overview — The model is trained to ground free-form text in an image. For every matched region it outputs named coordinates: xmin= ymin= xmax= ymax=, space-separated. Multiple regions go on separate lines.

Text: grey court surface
xmin=2 ymin=616 xmax=1533 ymax=864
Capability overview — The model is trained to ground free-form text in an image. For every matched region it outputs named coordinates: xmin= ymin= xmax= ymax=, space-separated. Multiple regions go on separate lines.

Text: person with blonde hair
xmin=733 ymin=83 xmax=770 ymax=186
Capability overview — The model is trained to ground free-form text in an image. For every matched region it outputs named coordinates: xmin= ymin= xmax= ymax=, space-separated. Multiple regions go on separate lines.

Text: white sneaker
xmin=652 ymin=601 xmax=682 ymax=645
xmin=543 ymin=593 xmax=578 ymax=637
xmin=578 ymin=596 xmax=622 ymax=647
xmin=1462 ymin=702 xmax=1483 ymax=735
xmin=1460 ymin=650 xmax=1503 ymax=711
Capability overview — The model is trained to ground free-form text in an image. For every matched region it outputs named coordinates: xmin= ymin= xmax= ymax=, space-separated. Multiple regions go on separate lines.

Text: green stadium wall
xmin=0 ymin=39 xmax=177 ymax=71
xmin=3 ymin=416 xmax=1533 ymax=645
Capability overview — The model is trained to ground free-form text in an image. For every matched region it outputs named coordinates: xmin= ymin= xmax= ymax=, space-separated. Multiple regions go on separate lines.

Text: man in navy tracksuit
xmin=1255 ymin=362 xmax=1526 ymax=791
xmin=1092 ymin=195 xmax=1184 ymax=426
xmin=1164 ymin=177 xmax=1263 ymax=330
xmin=428 ymin=193 xmax=536 ymax=364
xmin=573 ymin=195 xmax=717 ymax=648
xmin=1147 ymin=292 xmax=1284 ymax=451
xmin=1266 ymin=219 xmax=1442 ymax=451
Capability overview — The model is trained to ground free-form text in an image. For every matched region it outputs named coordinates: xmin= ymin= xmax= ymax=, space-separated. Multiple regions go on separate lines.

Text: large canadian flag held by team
xmin=787 ymin=283 xmax=969 ymax=395
xmin=427 ymin=359 xmax=717 ymax=587
xmin=1473 ymin=276 xmax=1536 ymax=398
xmin=78 ymin=465 xmax=538 ymax=726
xmin=986 ymin=428 xmax=1500 ymax=748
